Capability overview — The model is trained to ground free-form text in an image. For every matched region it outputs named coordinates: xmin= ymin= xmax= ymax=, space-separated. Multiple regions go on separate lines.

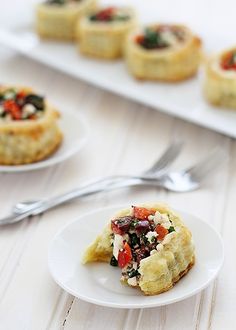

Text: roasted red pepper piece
xmin=133 ymin=206 xmax=155 ymax=220
xmin=135 ymin=35 xmax=145 ymax=44
xmin=96 ymin=7 xmax=115 ymax=21
xmin=155 ymin=224 xmax=168 ymax=240
xmin=3 ymin=100 xmax=21 ymax=120
xmin=221 ymin=51 xmax=236 ymax=70
xmin=118 ymin=242 xmax=132 ymax=268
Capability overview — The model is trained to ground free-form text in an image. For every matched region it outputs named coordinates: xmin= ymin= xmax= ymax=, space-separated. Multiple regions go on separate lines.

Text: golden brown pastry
xmin=36 ymin=0 xmax=96 ymax=41
xmin=204 ymin=47 xmax=236 ymax=109
xmin=125 ymin=24 xmax=202 ymax=81
xmin=83 ymin=203 xmax=195 ymax=296
xmin=0 ymin=86 xmax=63 ymax=165
xmin=77 ymin=6 xmax=136 ymax=59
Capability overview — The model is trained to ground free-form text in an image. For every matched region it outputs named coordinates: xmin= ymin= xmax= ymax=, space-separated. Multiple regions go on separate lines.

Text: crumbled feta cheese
xmin=148 ymin=215 xmax=154 ymax=221
xmin=113 ymin=234 xmax=123 ymax=259
xmin=132 ymin=262 xmax=138 ymax=270
xmin=22 ymin=104 xmax=36 ymax=116
xmin=145 ymin=231 xmax=158 ymax=243
xmin=127 ymin=277 xmax=137 ymax=286
xmin=162 ymin=221 xmax=172 ymax=229
xmin=161 ymin=30 xmax=179 ymax=45
xmin=161 ymin=214 xmax=169 ymax=222
xmin=156 ymin=243 xmax=163 ymax=252
xmin=154 ymin=211 xmax=162 ymax=224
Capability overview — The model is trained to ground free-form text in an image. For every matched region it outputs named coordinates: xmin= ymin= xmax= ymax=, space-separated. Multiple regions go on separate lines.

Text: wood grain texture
xmin=0 ymin=1 xmax=236 ymax=328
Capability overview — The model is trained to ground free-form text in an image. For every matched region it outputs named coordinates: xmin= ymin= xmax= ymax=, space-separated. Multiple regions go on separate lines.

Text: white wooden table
xmin=0 ymin=1 xmax=236 ymax=329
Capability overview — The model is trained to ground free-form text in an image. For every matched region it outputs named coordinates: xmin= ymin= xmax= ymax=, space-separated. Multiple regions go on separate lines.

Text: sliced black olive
xmin=110 ymin=256 xmax=118 ymax=267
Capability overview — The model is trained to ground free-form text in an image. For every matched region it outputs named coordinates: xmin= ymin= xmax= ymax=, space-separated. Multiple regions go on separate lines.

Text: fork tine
xmin=144 ymin=140 xmax=183 ymax=175
xmin=186 ymin=148 xmax=229 ymax=181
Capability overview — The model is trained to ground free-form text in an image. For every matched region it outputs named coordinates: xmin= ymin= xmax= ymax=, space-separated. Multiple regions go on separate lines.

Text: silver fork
xmin=0 ymin=141 xmax=182 ymax=225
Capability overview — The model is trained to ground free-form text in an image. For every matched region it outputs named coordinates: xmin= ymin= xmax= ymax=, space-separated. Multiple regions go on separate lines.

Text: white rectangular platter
xmin=1 ymin=0 xmax=236 ymax=138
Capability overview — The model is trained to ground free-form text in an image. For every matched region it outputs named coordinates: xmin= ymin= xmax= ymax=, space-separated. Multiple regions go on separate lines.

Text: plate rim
xmin=0 ymin=110 xmax=89 ymax=173
xmin=48 ymin=205 xmax=224 ymax=309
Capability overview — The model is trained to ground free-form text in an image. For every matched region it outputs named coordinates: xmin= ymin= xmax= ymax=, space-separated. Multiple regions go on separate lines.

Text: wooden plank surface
xmin=0 ymin=1 xmax=235 ymax=329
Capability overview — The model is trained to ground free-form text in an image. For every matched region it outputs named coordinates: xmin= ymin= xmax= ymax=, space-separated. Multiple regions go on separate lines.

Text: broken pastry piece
xmin=83 ymin=203 xmax=195 ymax=295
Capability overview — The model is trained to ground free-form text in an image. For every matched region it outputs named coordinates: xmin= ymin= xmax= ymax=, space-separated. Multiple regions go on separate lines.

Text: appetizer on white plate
xmin=36 ymin=0 xmax=96 ymax=41
xmin=83 ymin=203 xmax=195 ymax=296
xmin=125 ymin=24 xmax=202 ymax=81
xmin=0 ymin=86 xmax=62 ymax=165
xmin=204 ymin=47 xmax=236 ymax=109
xmin=77 ymin=6 xmax=136 ymax=59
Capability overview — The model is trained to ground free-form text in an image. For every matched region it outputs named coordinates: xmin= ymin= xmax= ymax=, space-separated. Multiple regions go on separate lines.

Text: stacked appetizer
xmin=36 ymin=0 xmax=96 ymax=40
xmin=83 ymin=203 xmax=195 ymax=295
xmin=204 ymin=47 xmax=236 ymax=109
xmin=77 ymin=6 xmax=136 ymax=59
xmin=125 ymin=24 xmax=202 ymax=81
xmin=0 ymin=86 xmax=62 ymax=165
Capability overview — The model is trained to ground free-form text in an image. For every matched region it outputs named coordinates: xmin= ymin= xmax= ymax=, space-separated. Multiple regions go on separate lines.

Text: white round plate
xmin=48 ymin=206 xmax=224 ymax=309
xmin=0 ymin=111 xmax=88 ymax=173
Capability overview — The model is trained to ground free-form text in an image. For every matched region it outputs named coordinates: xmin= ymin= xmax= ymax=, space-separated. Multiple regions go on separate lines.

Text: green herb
xmin=129 ymin=233 xmax=139 ymax=247
xmin=25 ymin=94 xmax=44 ymax=110
xmin=168 ymin=226 xmax=175 ymax=233
xmin=110 ymin=256 xmax=118 ymax=266
xmin=46 ymin=0 xmax=66 ymax=5
xmin=151 ymin=236 xmax=156 ymax=243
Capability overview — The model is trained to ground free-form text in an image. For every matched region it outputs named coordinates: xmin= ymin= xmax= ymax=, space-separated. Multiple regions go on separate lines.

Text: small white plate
xmin=48 ymin=206 xmax=224 ymax=309
xmin=0 ymin=111 xmax=89 ymax=173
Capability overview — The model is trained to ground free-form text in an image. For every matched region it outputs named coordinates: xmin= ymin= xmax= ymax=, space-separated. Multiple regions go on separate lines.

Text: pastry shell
xmin=125 ymin=24 xmax=202 ymax=81
xmin=36 ymin=0 xmax=96 ymax=41
xmin=77 ymin=7 xmax=137 ymax=59
xmin=0 ymin=88 xmax=63 ymax=165
xmin=83 ymin=203 xmax=195 ymax=296
xmin=204 ymin=47 xmax=236 ymax=109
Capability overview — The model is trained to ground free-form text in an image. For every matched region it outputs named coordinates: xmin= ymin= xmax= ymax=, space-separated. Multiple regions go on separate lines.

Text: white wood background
xmin=0 ymin=1 xmax=236 ymax=329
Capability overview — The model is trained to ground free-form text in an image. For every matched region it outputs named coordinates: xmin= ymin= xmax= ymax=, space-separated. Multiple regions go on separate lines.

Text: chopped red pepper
xmin=155 ymin=224 xmax=168 ymax=240
xmin=135 ymin=35 xmax=144 ymax=45
xmin=3 ymin=100 xmax=21 ymax=120
xmin=133 ymin=206 xmax=155 ymax=220
xmin=96 ymin=7 xmax=115 ymax=21
xmin=221 ymin=51 xmax=236 ymax=70
xmin=118 ymin=242 xmax=132 ymax=268
xmin=16 ymin=90 xmax=26 ymax=100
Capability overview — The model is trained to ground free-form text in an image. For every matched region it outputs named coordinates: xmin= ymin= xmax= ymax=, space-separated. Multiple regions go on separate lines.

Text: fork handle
xmin=30 ymin=177 xmax=146 ymax=216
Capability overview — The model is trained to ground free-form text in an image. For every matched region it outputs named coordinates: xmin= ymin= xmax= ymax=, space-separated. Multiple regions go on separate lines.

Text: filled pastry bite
xmin=36 ymin=0 xmax=96 ymax=41
xmin=0 ymin=86 xmax=63 ymax=165
xmin=77 ymin=6 xmax=136 ymax=59
xmin=83 ymin=203 xmax=195 ymax=295
xmin=125 ymin=24 xmax=202 ymax=81
xmin=204 ymin=47 xmax=236 ymax=109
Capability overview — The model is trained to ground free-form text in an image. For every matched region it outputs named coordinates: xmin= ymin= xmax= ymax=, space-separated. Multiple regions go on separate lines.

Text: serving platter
xmin=48 ymin=206 xmax=224 ymax=309
xmin=0 ymin=0 xmax=236 ymax=138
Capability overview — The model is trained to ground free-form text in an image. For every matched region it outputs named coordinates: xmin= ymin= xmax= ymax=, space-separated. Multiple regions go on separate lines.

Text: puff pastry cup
xmin=83 ymin=203 xmax=195 ymax=296
xmin=36 ymin=0 xmax=96 ymax=41
xmin=204 ymin=47 xmax=236 ymax=109
xmin=0 ymin=86 xmax=63 ymax=165
xmin=125 ymin=24 xmax=202 ymax=81
xmin=77 ymin=6 xmax=136 ymax=59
